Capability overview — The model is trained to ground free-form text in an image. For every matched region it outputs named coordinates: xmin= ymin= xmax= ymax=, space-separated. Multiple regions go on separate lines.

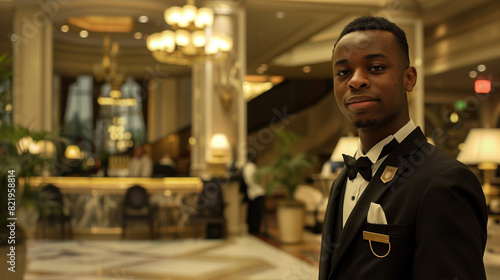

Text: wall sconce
xmin=209 ymin=133 xmax=230 ymax=163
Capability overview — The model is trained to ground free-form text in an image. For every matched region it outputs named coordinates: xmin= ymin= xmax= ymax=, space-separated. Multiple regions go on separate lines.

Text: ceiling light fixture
xmin=138 ymin=15 xmax=149 ymax=23
xmin=94 ymin=36 xmax=136 ymax=107
xmin=146 ymin=0 xmax=233 ymax=65
xmin=133 ymin=32 xmax=143 ymax=39
xmin=79 ymin=30 xmax=89 ymax=38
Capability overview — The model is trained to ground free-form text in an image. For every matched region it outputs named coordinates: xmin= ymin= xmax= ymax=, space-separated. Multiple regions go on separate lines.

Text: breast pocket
xmin=362 ymin=223 xmax=410 ymax=259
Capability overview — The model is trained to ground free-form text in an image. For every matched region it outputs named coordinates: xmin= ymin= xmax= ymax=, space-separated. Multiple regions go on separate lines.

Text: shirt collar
xmin=356 ymin=119 xmax=416 ymax=162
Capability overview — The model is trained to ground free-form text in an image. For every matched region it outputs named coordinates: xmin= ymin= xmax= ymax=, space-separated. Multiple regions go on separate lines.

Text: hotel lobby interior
xmin=1 ymin=0 xmax=500 ymax=279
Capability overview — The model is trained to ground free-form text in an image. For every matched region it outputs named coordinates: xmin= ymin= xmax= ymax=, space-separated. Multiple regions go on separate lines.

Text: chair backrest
xmin=124 ymin=185 xmax=149 ymax=210
xmin=153 ymin=164 xmax=177 ymax=177
xmin=196 ymin=179 xmax=225 ymax=217
xmin=41 ymin=184 xmax=64 ymax=204
xmin=39 ymin=184 xmax=65 ymax=218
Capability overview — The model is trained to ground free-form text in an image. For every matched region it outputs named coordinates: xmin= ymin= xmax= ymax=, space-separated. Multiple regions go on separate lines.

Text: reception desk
xmin=29 ymin=176 xmax=203 ymax=194
xmin=30 ymin=177 xmax=203 ymax=237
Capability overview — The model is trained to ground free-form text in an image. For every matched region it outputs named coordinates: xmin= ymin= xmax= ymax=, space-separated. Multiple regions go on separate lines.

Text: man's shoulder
xmin=424 ymin=143 xmax=468 ymax=168
xmin=398 ymin=142 xmax=475 ymax=180
xmin=411 ymin=143 xmax=480 ymax=185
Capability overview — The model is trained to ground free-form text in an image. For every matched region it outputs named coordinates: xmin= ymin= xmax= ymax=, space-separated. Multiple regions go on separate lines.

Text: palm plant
xmin=0 ymin=52 xmax=66 ymax=243
xmin=0 ymin=125 xmax=59 ymax=201
xmin=0 ymin=53 xmax=12 ymax=123
xmin=0 ymin=124 xmax=67 ymax=243
xmin=256 ymin=130 xmax=316 ymax=204
xmin=0 ymin=53 xmax=11 ymax=85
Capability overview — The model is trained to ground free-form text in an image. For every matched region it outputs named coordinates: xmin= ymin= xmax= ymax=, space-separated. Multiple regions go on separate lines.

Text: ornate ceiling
xmin=0 ymin=0 xmax=499 ymax=92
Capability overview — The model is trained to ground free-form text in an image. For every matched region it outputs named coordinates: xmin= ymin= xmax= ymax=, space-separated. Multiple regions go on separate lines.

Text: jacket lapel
xmin=319 ymin=168 xmax=347 ymax=280
xmin=321 ymin=168 xmax=348 ymax=242
xmin=328 ymin=128 xmax=428 ymax=276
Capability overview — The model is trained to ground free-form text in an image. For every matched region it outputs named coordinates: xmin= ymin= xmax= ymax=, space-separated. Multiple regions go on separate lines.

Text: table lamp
xmin=331 ymin=136 xmax=359 ymax=162
xmin=208 ymin=133 xmax=231 ymax=164
xmin=457 ymin=128 xmax=500 ymax=197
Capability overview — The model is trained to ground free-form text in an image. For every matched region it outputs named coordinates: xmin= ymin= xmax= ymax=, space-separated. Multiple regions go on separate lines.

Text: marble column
xmin=394 ymin=17 xmax=425 ymax=130
xmin=11 ymin=2 xmax=54 ymax=131
xmin=148 ymin=77 xmax=179 ymax=143
xmin=190 ymin=0 xmax=246 ymax=178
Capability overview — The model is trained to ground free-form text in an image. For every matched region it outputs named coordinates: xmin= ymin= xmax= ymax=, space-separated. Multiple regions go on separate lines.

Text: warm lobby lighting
xmin=79 ymin=30 xmax=89 ymax=38
xmin=138 ymin=15 xmax=149 ymax=23
xmin=94 ymin=36 xmax=136 ymax=107
xmin=65 ymin=145 xmax=83 ymax=160
xmin=68 ymin=16 xmax=133 ymax=33
xmin=209 ymin=133 xmax=231 ymax=163
xmin=29 ymin=140 xmax=55 ymax=156
xmin=17 ymin=136 xmax=34 ymax=154
xmin=457 ymin=128 xmax=500 ymax=197
xmin=146 ymin=0 xmax=232 ymax=65
xmin=243 ymin=75 xmax=284 ymax=101
xmin=331 ymin=136 xmax=359 ymax=162
xmin=97 ymin=97 xmax=137 ymax=107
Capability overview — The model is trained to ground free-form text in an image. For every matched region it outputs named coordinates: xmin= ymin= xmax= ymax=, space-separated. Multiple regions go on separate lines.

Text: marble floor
xmin=24 ymin=234 xmax=320 ymax=280
xmin=19 ymin=217 xmax=500 ymax=280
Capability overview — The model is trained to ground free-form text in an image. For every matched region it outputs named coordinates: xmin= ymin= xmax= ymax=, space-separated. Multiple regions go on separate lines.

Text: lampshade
xmin=331 ymin=136 xmax=359 ymax=162
xmin=210 ymin=133 xmax=230 ymax=153
xmin=457 ymin=128 xmax=500 ymax=165
xmin=29 ymin=140 xmax=55 ymax=157
xmin=457 ymin=128 xmax=500 ymax=199
xmin=65 ymin=145 xmax=82 ymax=160
xmin=17 ymin=136 xmax=34 ymax=154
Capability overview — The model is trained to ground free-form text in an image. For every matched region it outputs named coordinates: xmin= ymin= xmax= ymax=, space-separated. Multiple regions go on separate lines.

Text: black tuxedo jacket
xmin=319 ymin=128 xmax=487 ymax=280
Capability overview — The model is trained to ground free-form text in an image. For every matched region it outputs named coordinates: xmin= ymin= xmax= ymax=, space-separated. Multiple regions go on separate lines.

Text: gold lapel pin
xmin=380 ymin=166 xmax=398 ymax=184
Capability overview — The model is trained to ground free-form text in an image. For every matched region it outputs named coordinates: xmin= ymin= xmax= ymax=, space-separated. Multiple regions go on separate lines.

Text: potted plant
xmin=0 ymin=53 xmax=65 ymax=278
xmin=0 ymin=124 xmax=65 ymax=278
xmin=0 ymin=53 xmax=12 ymax=124
xmin=256 ymin=130 xmax=316 ymax=243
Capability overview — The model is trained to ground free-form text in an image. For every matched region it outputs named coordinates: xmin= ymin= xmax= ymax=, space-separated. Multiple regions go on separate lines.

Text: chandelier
xmin=147 ymin=0 xmax=233 ymax=65
xmin=94 ymin=36 xmax=136 ymax=106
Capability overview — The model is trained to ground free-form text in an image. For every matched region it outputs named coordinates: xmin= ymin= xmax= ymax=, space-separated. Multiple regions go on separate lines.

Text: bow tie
xmin=342 ymin=139 xmax=398 ymax=181
xmin=343 ymin=154 xmax=372 ymax=181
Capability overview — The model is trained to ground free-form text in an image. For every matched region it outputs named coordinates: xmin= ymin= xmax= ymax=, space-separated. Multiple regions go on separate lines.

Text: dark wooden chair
xmin=192 ymin=179 xmax=227 ymax=239
xmin=121 ymin=185 xmax=156 ymax=239
xmin=37 ymin=184 xmax=72 ymax=239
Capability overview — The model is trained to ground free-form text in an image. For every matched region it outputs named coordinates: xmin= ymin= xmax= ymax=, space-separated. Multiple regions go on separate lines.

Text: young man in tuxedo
xmin=319 ymin=16 xmax=487 ymax=280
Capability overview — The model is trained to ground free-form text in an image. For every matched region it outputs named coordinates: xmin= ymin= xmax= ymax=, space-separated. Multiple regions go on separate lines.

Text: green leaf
xmin=255 ymin=130 xmax=317 ymax=200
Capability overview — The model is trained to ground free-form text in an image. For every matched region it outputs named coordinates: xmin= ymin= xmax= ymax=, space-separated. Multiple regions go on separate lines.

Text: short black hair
xmin=334 ymin=16 xmax=410 ymax=67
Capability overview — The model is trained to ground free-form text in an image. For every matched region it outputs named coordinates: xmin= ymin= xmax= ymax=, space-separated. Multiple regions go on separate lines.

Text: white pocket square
xmin=367 ymin=202 xmax=387 ymax=225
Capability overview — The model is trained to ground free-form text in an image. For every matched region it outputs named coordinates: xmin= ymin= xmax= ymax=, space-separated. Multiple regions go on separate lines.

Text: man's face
xmin=134 ymin=147 xmax=144 ymax=157
xmin=332 ymin=30 xmax=416 ymax=133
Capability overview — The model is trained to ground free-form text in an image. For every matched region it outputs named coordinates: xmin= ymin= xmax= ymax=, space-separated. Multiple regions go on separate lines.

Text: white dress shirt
xmin=342 ymin=120 xmax=417 ymax=226
xmin=128 ymin=154 xmax=153 ymax=177
xmin=243 ymin=162 xmax=266 ymax=200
